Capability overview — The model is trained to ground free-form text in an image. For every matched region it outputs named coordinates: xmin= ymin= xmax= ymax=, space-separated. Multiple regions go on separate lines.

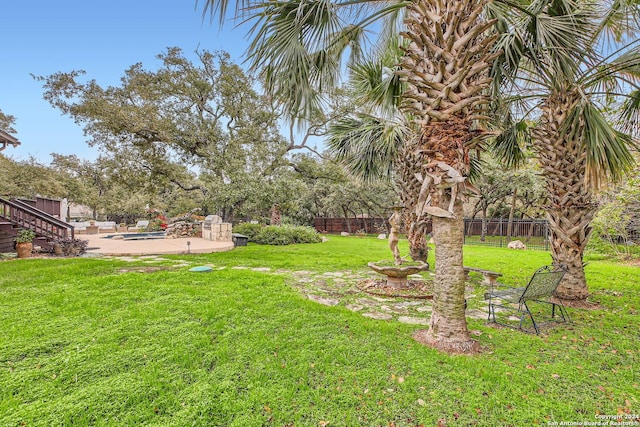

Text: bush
xmin=588 ymin=203 xmax=639 ymax=258
xmin=147 ymin=215 xmax=168 ymax=231
xmin=232 ymin=223 xmax=264 ymax=241
xmin=254 ymin=226 xmax=290 ymax=245
xmin=52 ymin=238 xmax=89 ymax=257
xmin=14 ymin=229 xmax=36 ymax=243
xmin=232 ymin=224 xmax=322 ymax=245
xmin=254 ymin=225 xmax=322 ymax=245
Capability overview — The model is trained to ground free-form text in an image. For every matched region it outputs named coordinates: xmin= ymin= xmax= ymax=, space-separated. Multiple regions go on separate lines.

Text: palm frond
xmin=375 ymin=4 xmax=408 ymax=59
xmin=467 ymin=153 xmax=485 ymax=183
xmin=491 ymin=31 xmax=527 ymax=91
xmin=211 ymin=0 xmax=404 ymax=124
xmin=199 ymin=0 xmax=253 ymax=25
xmin=246 ymin=1 xmax=341 ymax=70
xmin=597 ymin=0 xmax=640 ymax=42
xmin=349 ymin=53 xmax=405 ymax=116
xmin=618 ymin=89 xmax=640 ymax=137
xmin=240 ymin=0 xmax=346 ymax=120
xmin=327 ymin=113 xmax=408 ymax=182
xmin=325 ymin=24 xmax=367 ymax=70
xmin=563 ymin=99 xmax=636 ymax=187
xmin=490 ymin=115 xmax=531 ymax=169
xmin=511 ymin=0 xmax=600 ymax=86
xmin=581 ymin=40 xmax=640 ymax=89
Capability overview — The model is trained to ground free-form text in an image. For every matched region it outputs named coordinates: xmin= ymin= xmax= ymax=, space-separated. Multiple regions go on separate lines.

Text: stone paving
xmin=287 ymin=268 xmax=495 ymax=326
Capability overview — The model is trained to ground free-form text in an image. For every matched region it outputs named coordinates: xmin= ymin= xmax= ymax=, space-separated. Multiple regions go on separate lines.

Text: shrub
xmin=14 ymin=229 xmax=36 ymax=243
xmin=232 ymin=224 xmax=322 ymax=245
xmin=147 ymin=215 xmax=168 ymax=232
xmin=53 ymin=238 xmax=89 ymax=257
xmin=253 ymin=225 xmax=322 ymax=245
xmin=232 ymin=223 xmax=264 ymax=241
xmin=254 ymin=226 xmax=290 ymax=245
xmin=588 ymin=203 xmax=639 ymax=258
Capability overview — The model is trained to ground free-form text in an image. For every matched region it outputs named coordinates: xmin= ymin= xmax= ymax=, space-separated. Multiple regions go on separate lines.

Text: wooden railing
xmin=0 ymin=197 xmax=74 ymax=241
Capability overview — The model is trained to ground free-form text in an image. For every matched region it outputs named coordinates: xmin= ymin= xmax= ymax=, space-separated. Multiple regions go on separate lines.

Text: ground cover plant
xmin=1 ymin=236 xmax=638 ymax=426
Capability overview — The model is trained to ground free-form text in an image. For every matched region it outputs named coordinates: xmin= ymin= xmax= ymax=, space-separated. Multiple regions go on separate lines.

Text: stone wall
xmin=203 ymin=223 xmax=232 ymax=242
xmin=166 ymin=221 xmax=201 ymax=238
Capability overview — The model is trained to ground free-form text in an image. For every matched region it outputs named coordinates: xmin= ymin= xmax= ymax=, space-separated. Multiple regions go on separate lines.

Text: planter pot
xmin=16 ymin=242 xmax=33 ymax=258
xmin=53 ymin=244 xmax=64 ymax=256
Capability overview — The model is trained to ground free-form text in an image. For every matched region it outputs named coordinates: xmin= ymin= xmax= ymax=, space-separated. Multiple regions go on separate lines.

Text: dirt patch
xmin=551 ymin=297 xmax=603 ymax=310
xmin=412 ymin=329 xmax=482 ymax=355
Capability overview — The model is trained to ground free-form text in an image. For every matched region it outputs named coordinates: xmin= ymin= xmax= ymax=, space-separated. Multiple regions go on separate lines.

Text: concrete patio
xmin=82 ymin=233 xmax=234 ymax=256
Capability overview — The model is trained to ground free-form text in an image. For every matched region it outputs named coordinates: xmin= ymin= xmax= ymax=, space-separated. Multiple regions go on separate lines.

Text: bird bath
xmin=367 ymin=261 xmax=429 ymax=289
xmin=368 ymin=206 xmax=429 ymax=289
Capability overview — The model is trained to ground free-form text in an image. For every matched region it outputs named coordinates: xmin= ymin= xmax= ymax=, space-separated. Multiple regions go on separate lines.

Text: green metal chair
xmin=484 ymin=264 xmax=570 ymax=334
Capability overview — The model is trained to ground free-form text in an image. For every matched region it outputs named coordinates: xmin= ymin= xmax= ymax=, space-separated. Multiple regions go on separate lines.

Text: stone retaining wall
xmin=166 ymin=221 xmax=201 ymax=238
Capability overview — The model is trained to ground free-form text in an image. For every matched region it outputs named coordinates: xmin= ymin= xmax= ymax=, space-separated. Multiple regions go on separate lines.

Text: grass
xmin=1 ymin=236 xmax=638 ymax=426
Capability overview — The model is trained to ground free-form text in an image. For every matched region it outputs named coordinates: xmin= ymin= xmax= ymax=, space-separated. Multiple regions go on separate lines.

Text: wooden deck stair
xmin=0 ymin=221 xmax=17 ymax=232
xmin=0 ymin=197 xmax=74 ymax=251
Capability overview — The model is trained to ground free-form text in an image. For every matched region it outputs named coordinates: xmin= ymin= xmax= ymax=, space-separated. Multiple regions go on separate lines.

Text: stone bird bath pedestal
xmin=368 ymin=207 xmax=429 ymax=289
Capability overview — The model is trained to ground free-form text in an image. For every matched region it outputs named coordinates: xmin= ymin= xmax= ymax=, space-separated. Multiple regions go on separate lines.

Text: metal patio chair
xmin=484 ymin=264 xmax=570 ymax=334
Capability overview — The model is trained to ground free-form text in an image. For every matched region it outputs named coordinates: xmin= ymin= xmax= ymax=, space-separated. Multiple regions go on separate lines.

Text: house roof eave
xmin=0 ymin=129 xmax=20 ymax=151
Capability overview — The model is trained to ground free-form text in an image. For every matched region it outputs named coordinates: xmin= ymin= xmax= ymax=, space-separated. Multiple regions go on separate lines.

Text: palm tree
xmin=491 ymin=0 xmax=640 ymax=305
xmin=326 ymin=50 xmax=432 ymax=263
xmin=200 ymin=0 xmax=497 ymax=352
xmin=202 ymin=0 xmax=500 ymax=353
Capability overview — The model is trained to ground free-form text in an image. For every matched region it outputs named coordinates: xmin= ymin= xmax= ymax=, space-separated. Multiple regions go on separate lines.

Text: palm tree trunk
xmin=270 ymin=204 xmax=282 ymax=226
xmin=398 ymin=141 xmax=430 ymax=263
xmin=398 ymin=0 xmax=496 ymax=352
xmin=507 ymin=188 xmax=517 ymax=240
xmin=481 ymin=206 xmax=488 ymax=242
xmin=414 ymin=198 xmax=479 ymax=353
xmin=407 ymin=219 xmax=429 ymax=263
xmin=536 ymin=93 xmax=595 ymax=302
xmin=547 ymin=205 xmax=594 ymax=301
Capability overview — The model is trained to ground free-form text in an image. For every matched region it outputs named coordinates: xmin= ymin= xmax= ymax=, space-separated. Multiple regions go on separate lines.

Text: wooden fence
xmin=314 ymin=217 xmax=393 ymax=234
xmin=313 ymin=217 xmax=434 ymax=235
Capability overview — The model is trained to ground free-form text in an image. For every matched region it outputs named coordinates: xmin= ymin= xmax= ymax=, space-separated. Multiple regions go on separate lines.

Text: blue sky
xmin=1 ymin=1 xmax=248 ymax=162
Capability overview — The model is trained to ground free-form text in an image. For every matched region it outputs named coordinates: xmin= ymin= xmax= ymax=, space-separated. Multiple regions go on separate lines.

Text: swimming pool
xmin=102 ymin=231 xmax=167 ymax=240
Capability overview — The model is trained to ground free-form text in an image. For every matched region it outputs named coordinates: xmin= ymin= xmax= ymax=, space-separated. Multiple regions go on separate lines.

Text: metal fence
xmin=464 ymin=218 xmax=550 ymax=251
xmin=313 ymin=216 xmax=551 ymax=250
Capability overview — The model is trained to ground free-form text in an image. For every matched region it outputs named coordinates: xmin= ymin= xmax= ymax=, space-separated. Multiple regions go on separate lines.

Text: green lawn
xmin=1 ymin=237 xmax=638 ymax=426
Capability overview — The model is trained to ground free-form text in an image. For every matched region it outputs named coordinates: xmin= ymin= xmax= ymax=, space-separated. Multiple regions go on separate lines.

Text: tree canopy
xmin=0 ymin=109 xmax=17 ymax=135
xmin=36 ymin=48 xmax=297 ymax=220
